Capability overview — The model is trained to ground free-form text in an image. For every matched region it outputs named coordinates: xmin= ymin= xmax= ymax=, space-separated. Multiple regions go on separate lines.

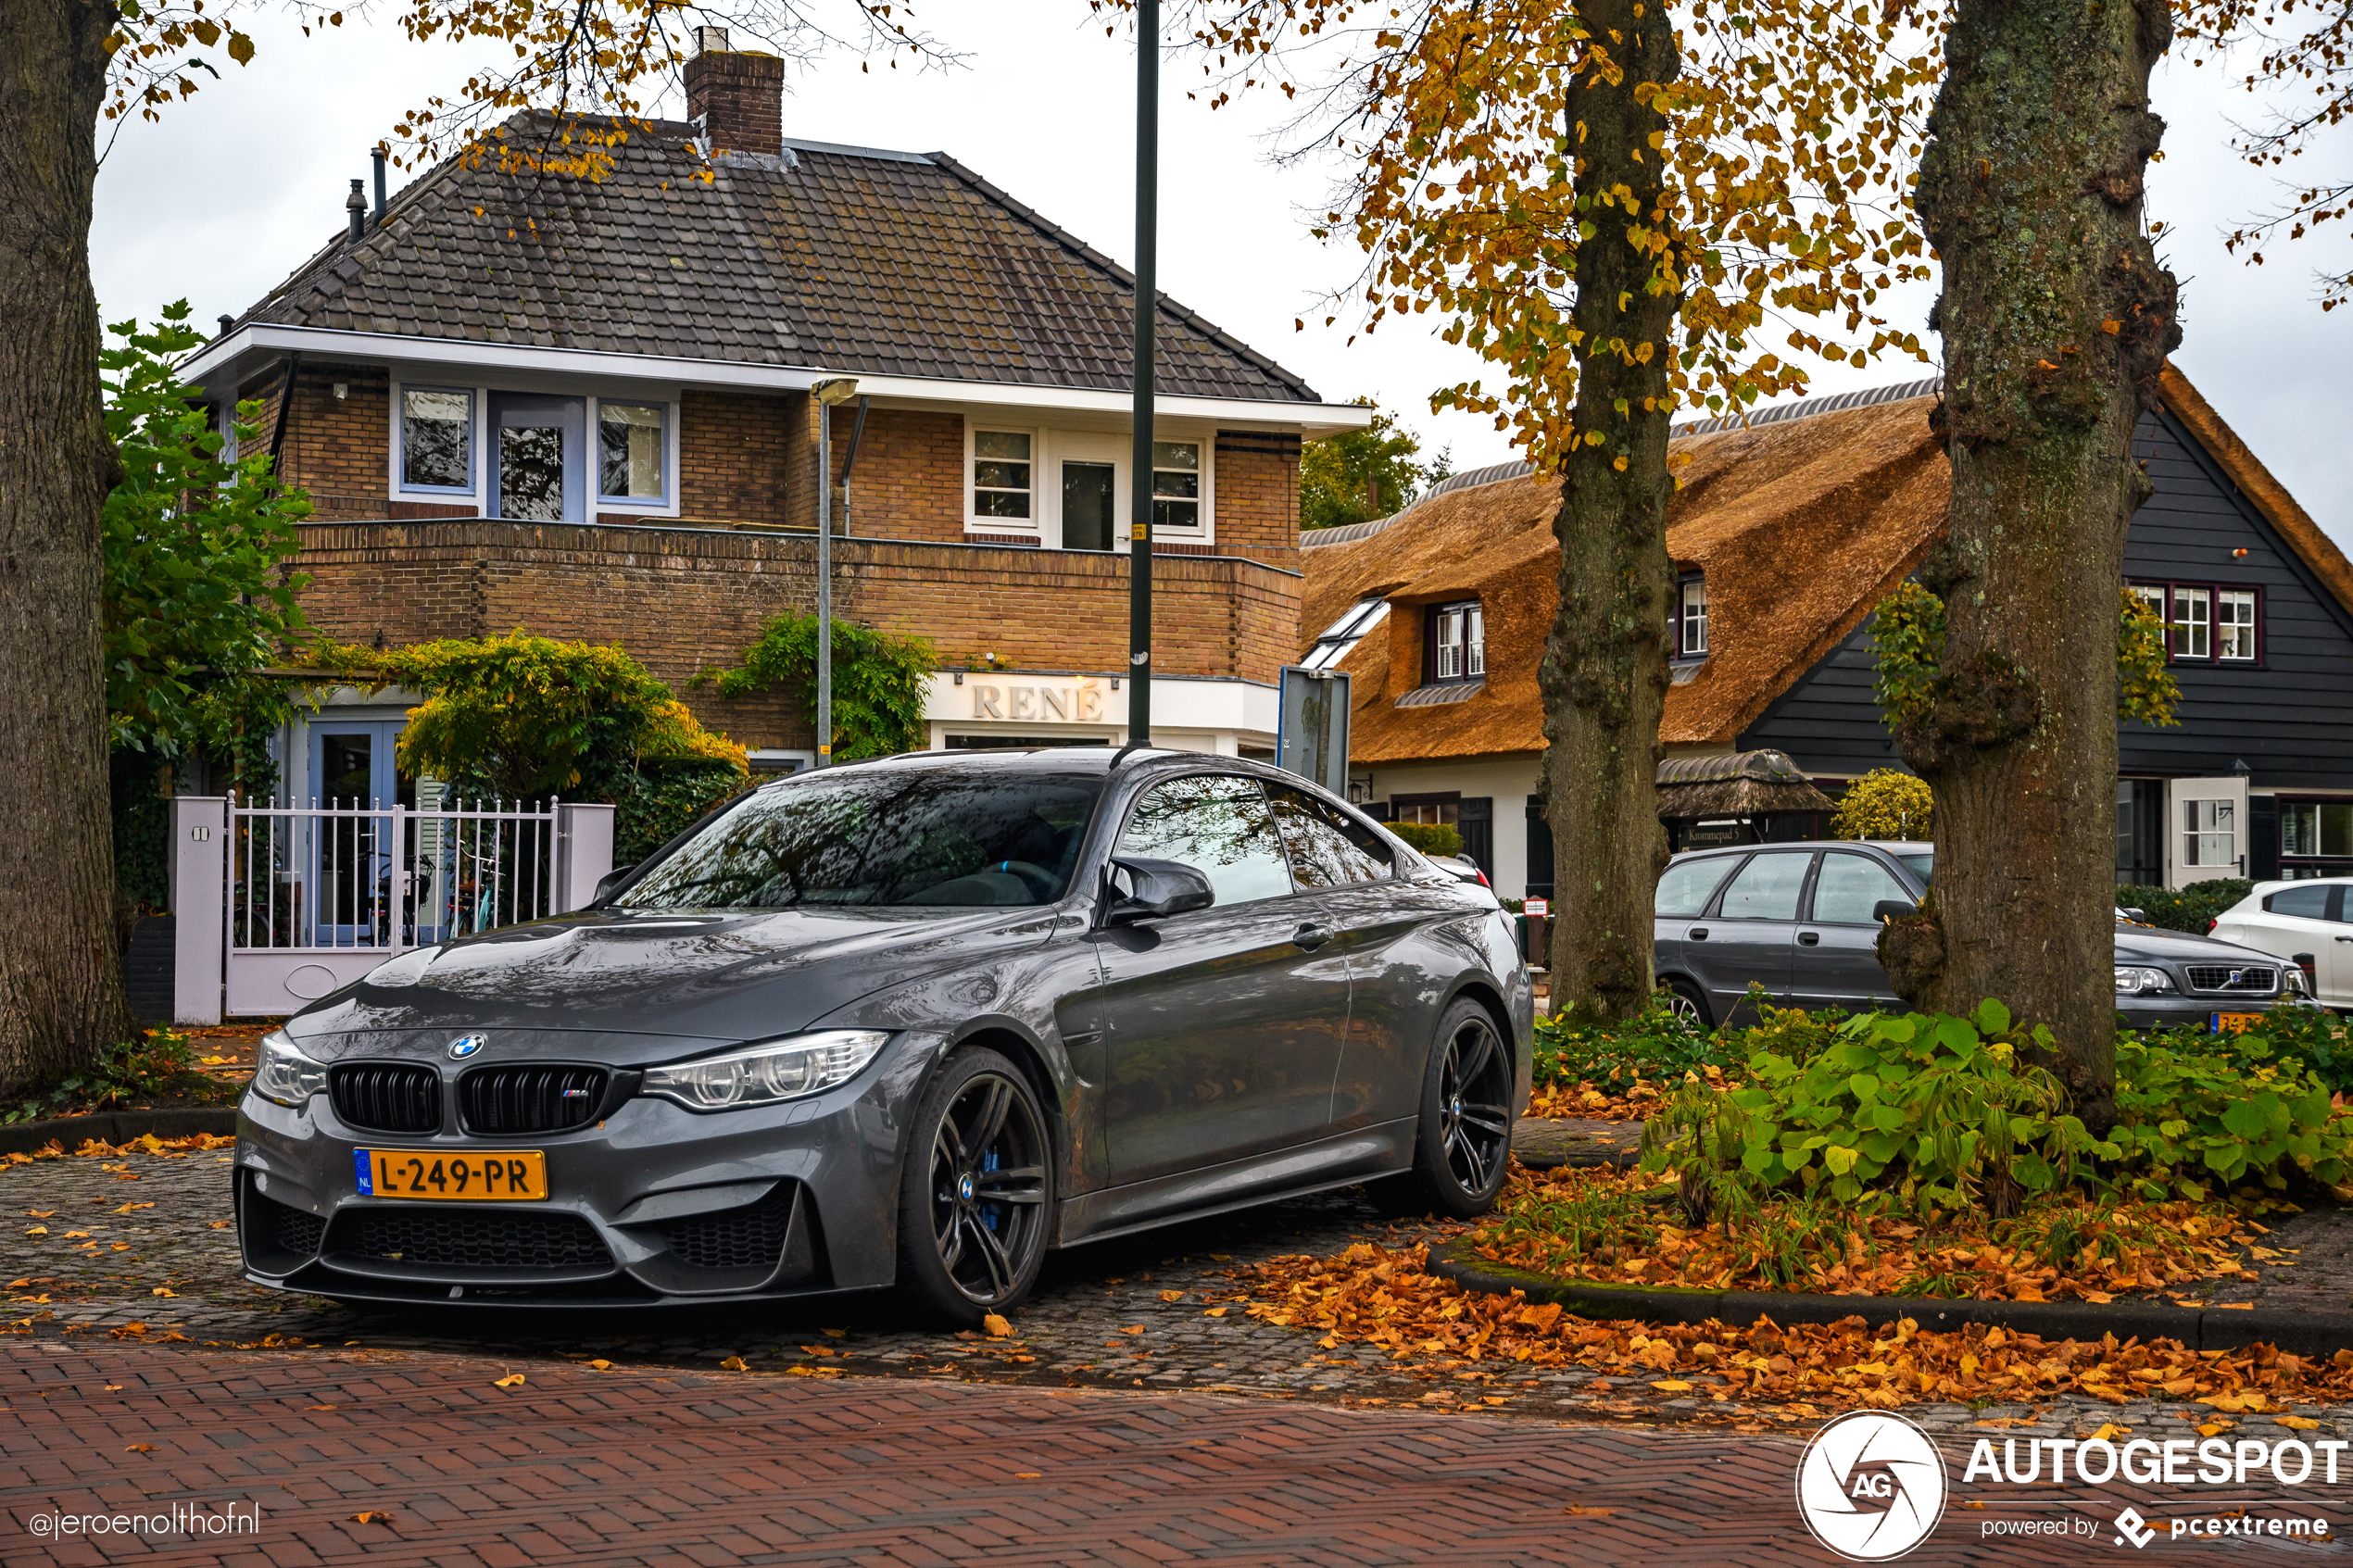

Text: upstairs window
xmin=1430 ymin=600 xmax=1484 ymax=683
xmin=1304 ymin=597 xmax=1389 ymax=671
xmin=1672 ymin=574 xmax=1708 ymax=659
xmin=598 ymin=403 xmax=667 ymax=502
xmin=973 ymin=431 xmax=1034 ymax=520
xmin=2131 ymin=580 xmax=2259 ymax=665
xmin=400 ymin=387 xmax=472 ymax=492
xmin=1152 ymin=441 xmax=1202 ymax=531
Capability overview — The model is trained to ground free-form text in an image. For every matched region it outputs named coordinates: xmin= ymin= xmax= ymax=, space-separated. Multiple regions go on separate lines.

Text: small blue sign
xmin=354 ymin=1148 xmax=373 ymax=1195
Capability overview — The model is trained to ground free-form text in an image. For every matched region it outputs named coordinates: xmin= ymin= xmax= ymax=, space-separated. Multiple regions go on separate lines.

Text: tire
xmin=1663 ymin=977 xmax=1712 ymax=1031
xmin=893 ymin=1047 xmax=1054 ymax=1328
xmin=1377 ymin=998 xmax=1516 ymax=1219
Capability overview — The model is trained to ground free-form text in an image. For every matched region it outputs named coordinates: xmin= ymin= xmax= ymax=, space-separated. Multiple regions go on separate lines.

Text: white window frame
xmin=586 ymin=396 xmax=679 ymax=513
xmin=2171 ymin=585 xmax=2211 ymax=659
xmin=2183 ymin=797 xmax=2235 ymax=869
xmin=1149 ymin=436 xmax=1210 ymax=540
xmin=1680 ymin=577 xmax=1708 ymax=657
xmin=392 ymin=383 xmax=480 ymax=497
xmin=1434 ymin=602 xmax=1483 ymax=683
xmin=966 ymin=424 xmax=1042 ymax=533
xmin=2217 ymin=588 xmax=2257 ymax=661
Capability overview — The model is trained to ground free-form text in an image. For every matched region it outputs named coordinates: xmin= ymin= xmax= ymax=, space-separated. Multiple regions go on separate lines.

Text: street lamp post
xmin=1128 ymin=0 xmax=1158 ymax=746
xmin=812 ymin=376 xmax=861 ymax=767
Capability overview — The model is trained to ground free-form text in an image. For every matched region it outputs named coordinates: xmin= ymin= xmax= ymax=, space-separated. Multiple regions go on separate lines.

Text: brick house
xmin=177 ymin=32 xmax=1368 ymax=801
xmin=1301 ymin=369 xmax=2353 ymax=898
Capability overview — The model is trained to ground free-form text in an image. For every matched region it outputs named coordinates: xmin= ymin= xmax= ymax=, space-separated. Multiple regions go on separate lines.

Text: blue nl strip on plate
xmin=354 ymin=1148 xmax=373 ymax=1195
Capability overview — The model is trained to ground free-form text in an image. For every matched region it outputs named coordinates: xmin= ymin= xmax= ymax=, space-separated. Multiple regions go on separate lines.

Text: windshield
xmin=1894 ymin=851 xmax=1933 ymax=890
xmin=620 ymin=768 xmax=1106 ymax=909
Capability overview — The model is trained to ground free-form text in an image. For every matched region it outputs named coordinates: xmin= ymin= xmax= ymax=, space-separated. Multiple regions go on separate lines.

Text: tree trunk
xmin=1541 ymin=0 xmax=1680 ymax=1024
xmin=1906 ymin=0 xmax=2179 ymax=1125
xmin=0 ymin=0 xmax=139 ymax=1093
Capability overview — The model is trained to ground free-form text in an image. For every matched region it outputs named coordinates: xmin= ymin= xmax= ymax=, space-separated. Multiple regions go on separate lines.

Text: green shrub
xmin=599 ymin=756 xmax=755 ymax=867
xmin=2115 ymin=879 xmax=2252 ymax=935
xmin=0 ymin=1028 xmax=238 ymax=1124
xmin=2108 ymin=1030 xmax=2349 ymax=1197
xmin=1535 ymin=992 xmax=1722 ymax=1088
xmin=1645 ymin=1000 xmax=2096 ymax=1214
xmin=1830 ymin=768 xmax=1933 ymax=841
xmin=1387 ymin=821 xmax=1462 ymax=858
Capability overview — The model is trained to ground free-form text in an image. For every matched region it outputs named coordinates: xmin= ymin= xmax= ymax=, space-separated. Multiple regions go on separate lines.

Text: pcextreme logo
xmin=1796 ymin=1411 xmax=1951 ymax=1562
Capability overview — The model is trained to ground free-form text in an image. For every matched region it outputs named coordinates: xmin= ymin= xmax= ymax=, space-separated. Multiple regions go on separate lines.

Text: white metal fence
xmin=167 ymin=795 xmax=615 ymax=1022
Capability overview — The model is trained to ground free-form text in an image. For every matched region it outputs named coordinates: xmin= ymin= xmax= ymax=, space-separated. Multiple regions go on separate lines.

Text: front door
xmin=1093 ymin=773 xmax=1341 ymax=1185
xmin=307 ymin=721 xmax=405 ymax=947
xmin=1061 ymin=460 xmax=1116 ymax=551
xmin=2169 ymin=774 xmax=2251 ymax=887
xmin=489 ymin=393 xmax=585 ymax=521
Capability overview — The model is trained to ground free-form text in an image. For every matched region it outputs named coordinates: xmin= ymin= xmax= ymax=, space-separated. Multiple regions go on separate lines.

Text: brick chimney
xmin=684 ymin=28 xmax=784 ymax=157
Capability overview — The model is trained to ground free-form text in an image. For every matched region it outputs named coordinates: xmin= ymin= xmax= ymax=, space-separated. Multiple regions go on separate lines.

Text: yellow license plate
xmin=2213 ymin=1012 xmax=2265 ymax=1035
xmin=355 ymin=1148 xmax=547 ymax=1201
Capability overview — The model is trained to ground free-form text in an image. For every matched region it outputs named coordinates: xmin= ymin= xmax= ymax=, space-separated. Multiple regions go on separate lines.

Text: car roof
xmin=768 ymin=745 xmax=1346 ymax=797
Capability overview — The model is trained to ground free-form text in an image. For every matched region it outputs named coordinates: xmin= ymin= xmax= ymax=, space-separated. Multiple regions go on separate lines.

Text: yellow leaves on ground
xmin=1212 ymin=1238 xmax=2353 ymax=1415
xmin=1160 ymin=1289 xmax=1184 ymax=1302
xmin=982 ymin=1314 xmax=1013 ymax=1338
xmin=149 ymin=1288 xmax=175 ymax=1298
xmin=21 ymin=1228 xmax=44 ymax=1238
xmin=114 ymin=1203 xmax=154 ymax=1214
xmin=493 ymin=1374 xmax=525 ymax=1388
xmin=348 ymin=1512 xmax=396 ymax=1526
xmin=0 ymin=1133 xmax=233 ymax=1169
xmin=721 ymin=1357 xmax=749 ymax=1372
xmin=1478 ymin=1163 xmax=2258 ymax=1305
xmin=124 ymin=1445 xmax=153 ymax=1454
xmin=1527 ymin=1073 xmax=1710 ymax=1121
xmin=586 ymin=1360 xmax=612 ymax=1371
xmin=2088 ymin=1424 xmax=2129 ymax=1442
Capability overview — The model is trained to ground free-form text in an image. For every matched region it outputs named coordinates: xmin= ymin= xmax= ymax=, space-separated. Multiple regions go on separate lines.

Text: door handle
xmin=1797 ymin=931 xmax=1820 ymax=946
xmin=1688 ymin=927 xmax=1709 ymax=941
xmin=1292 ymin=922 xmax=1331 ymax=951
xmin=2336 ymin=936 xmax=2353 ymax=944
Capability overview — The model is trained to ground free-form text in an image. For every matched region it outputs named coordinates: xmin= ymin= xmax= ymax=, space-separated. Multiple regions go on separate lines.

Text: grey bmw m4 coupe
xmin=235 ymin=747 xmax=1534 ymax=1325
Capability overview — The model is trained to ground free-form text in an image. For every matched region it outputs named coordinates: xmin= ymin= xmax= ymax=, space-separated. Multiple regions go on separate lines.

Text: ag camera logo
xmin=1796 ymin=1410 xmax=1950 ymax=1561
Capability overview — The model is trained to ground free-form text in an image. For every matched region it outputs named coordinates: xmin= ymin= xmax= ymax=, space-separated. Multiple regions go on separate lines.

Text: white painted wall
xmin=1357 ymin=756 xmax=1545 ymax=899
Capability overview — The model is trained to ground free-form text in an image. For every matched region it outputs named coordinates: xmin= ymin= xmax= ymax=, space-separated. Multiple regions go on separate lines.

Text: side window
xmin=1655 ymin=856 xmax=1733 ymax=918
xmin=1714 ymin=852 xmax=1813 ymax=922
xmin=1810 ymin=853 xmax=1913 ymax=925
xmin=1115 ymin=775 xmax=1292 ymax=909
xmin=2266 ymin=884 xmax=2334 ymax=920
xmin=1266 ymin=784 xmax=1393 ymax=887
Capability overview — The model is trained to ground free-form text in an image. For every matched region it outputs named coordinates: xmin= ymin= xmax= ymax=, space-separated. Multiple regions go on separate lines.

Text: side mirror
xmin=2120 ymin=907 xmax=2147 ymax=922
xmin=1872 ymin=898 xmax=1917 ymax=924
xmin=1105 ymin=856 xmax=1214 ymax=925
xmin=592 ymin=865 xmax=639 ymax=907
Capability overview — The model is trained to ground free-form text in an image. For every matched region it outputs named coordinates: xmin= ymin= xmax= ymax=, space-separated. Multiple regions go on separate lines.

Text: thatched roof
xmin=1654 ymin=749 xmax=1835 ymax=820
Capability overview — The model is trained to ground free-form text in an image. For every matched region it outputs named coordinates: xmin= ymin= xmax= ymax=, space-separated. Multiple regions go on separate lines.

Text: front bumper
xmin=2117 ymin=992 xmax=2322 ymax=1032
xmin=234 ymin=1035 xmax=941 ymax=1307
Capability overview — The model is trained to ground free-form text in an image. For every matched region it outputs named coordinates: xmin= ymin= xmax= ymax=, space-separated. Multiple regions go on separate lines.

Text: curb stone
xmin=0 ymin=1107 xmax=238 ymax=1157
xmin=1426 ymin=1238 xmax=2353 ymax=1359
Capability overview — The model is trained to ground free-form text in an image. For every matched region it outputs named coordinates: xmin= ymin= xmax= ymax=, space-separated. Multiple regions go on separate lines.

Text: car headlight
xmin=2286 ymin=965 xmax=2314 ymax=997
xmin=642 ymin=1030 xmax=890 ymax=1111
xmin=251 ymin=1030 xmax=327 ymax=1108
xmin=2115 ymin=966 xmax=2174 ymax=996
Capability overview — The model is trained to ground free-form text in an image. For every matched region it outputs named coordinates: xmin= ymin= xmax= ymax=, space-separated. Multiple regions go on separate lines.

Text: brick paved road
xmin=6 ymin=1341 xmax=2347 ymax=1567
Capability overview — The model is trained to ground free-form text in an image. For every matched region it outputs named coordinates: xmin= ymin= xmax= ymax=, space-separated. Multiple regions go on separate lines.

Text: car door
xmin=2239 ymin=882 xmax=2346 ymax=1003
xmin=1691 ymin=850 xmax=1813 ymax=1022
xmin=1655 ymin=853 xmax=1742 ymax=997
xmin=1091 ymin=773 xmax=1347 ymax=1184
xmin=1793 ymin=850 xmax=1913 ymax=1011
xmin=1262 ymin=781 xmax=1439 ymax=1133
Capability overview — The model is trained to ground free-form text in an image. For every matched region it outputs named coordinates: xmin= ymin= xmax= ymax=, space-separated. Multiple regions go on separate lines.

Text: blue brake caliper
xmin=982 ymin=1148 xmax=1000 ymax=1230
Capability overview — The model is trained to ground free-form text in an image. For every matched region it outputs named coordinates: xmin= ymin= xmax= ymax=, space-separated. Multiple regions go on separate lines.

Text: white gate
xmin=167 ymin=795 xmax=615 ymax=1023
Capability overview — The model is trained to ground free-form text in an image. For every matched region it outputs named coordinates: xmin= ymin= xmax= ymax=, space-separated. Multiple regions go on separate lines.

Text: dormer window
xmin=1430 ymin=600 xmax=1484 ymax=683
xmin=1304 ymin=596 xmax=1389 ymax=671
xmin=1671 ymin=573 xmax=1707 ymax=659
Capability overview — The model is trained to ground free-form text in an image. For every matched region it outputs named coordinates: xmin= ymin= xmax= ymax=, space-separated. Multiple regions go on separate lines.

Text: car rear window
xmin=1655 ymin=857 xmax=1735 ymax=918
xmin=621 ymin=768 xmax=1106 ymax=908
xmin=2266 ymin=884 xmax=2334 ymax=919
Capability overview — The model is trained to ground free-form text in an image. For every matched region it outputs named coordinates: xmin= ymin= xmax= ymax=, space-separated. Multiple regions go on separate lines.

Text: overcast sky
xmin=90 ymin=2 xmax=2353 ymax=546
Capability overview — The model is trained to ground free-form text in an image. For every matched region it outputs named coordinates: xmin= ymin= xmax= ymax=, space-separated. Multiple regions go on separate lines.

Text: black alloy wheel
xmin=895 ymin=1047 xmax=1051 ymax=1325
xmin=1663 ymin=978 xmax=1711 ymax=1031
xmin=1378 ymin=997 xmax=1516 ymax=1218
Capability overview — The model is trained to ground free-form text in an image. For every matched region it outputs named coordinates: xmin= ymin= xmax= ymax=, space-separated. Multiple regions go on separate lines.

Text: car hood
xmin=281 ymin=904 xmax=1064 ymax=1063
xmin=2112 ymin=922 xmax=2280 ymax=966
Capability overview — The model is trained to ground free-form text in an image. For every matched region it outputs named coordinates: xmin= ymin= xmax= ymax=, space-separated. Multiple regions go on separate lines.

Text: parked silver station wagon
xmin=1653 ymin=840 xmax=2316 ymax=1031
xmin=234 ymin=748 xmax=1534 ymax=1324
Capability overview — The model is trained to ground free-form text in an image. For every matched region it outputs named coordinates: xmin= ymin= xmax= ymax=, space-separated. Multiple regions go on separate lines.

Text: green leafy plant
xmin=1831 ymin=768 xmax=1934 ymax=841
xmin=2107 ymin=1028 xmax=2350 ymax=1197
xmin=695 ymin=613 xmax=936 ymax=762
xmin=0 ymin=1028 xmax=237 ymax=1124
xmin=1535 ymin=991 xmax=1737 ymax=1089
xmin=1386 ymin=821 xmax=1463 ymax=858
xmin=1298 ymin=397 xmax=1447 ymax=529
xmin=2113 ymin=879 xmax=2254 ymax=935
xmin=1643 ymin=999 xmax=2098 ymax=1215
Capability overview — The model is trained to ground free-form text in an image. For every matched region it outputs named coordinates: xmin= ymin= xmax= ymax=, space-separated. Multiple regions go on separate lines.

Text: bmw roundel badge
xmin=447 ymin=1035 xmax=487 ymax=1060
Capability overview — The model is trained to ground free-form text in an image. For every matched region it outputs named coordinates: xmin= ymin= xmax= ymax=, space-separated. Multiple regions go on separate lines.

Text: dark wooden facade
xmin=1739 ymin=408 xmax=2353 ymax=882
